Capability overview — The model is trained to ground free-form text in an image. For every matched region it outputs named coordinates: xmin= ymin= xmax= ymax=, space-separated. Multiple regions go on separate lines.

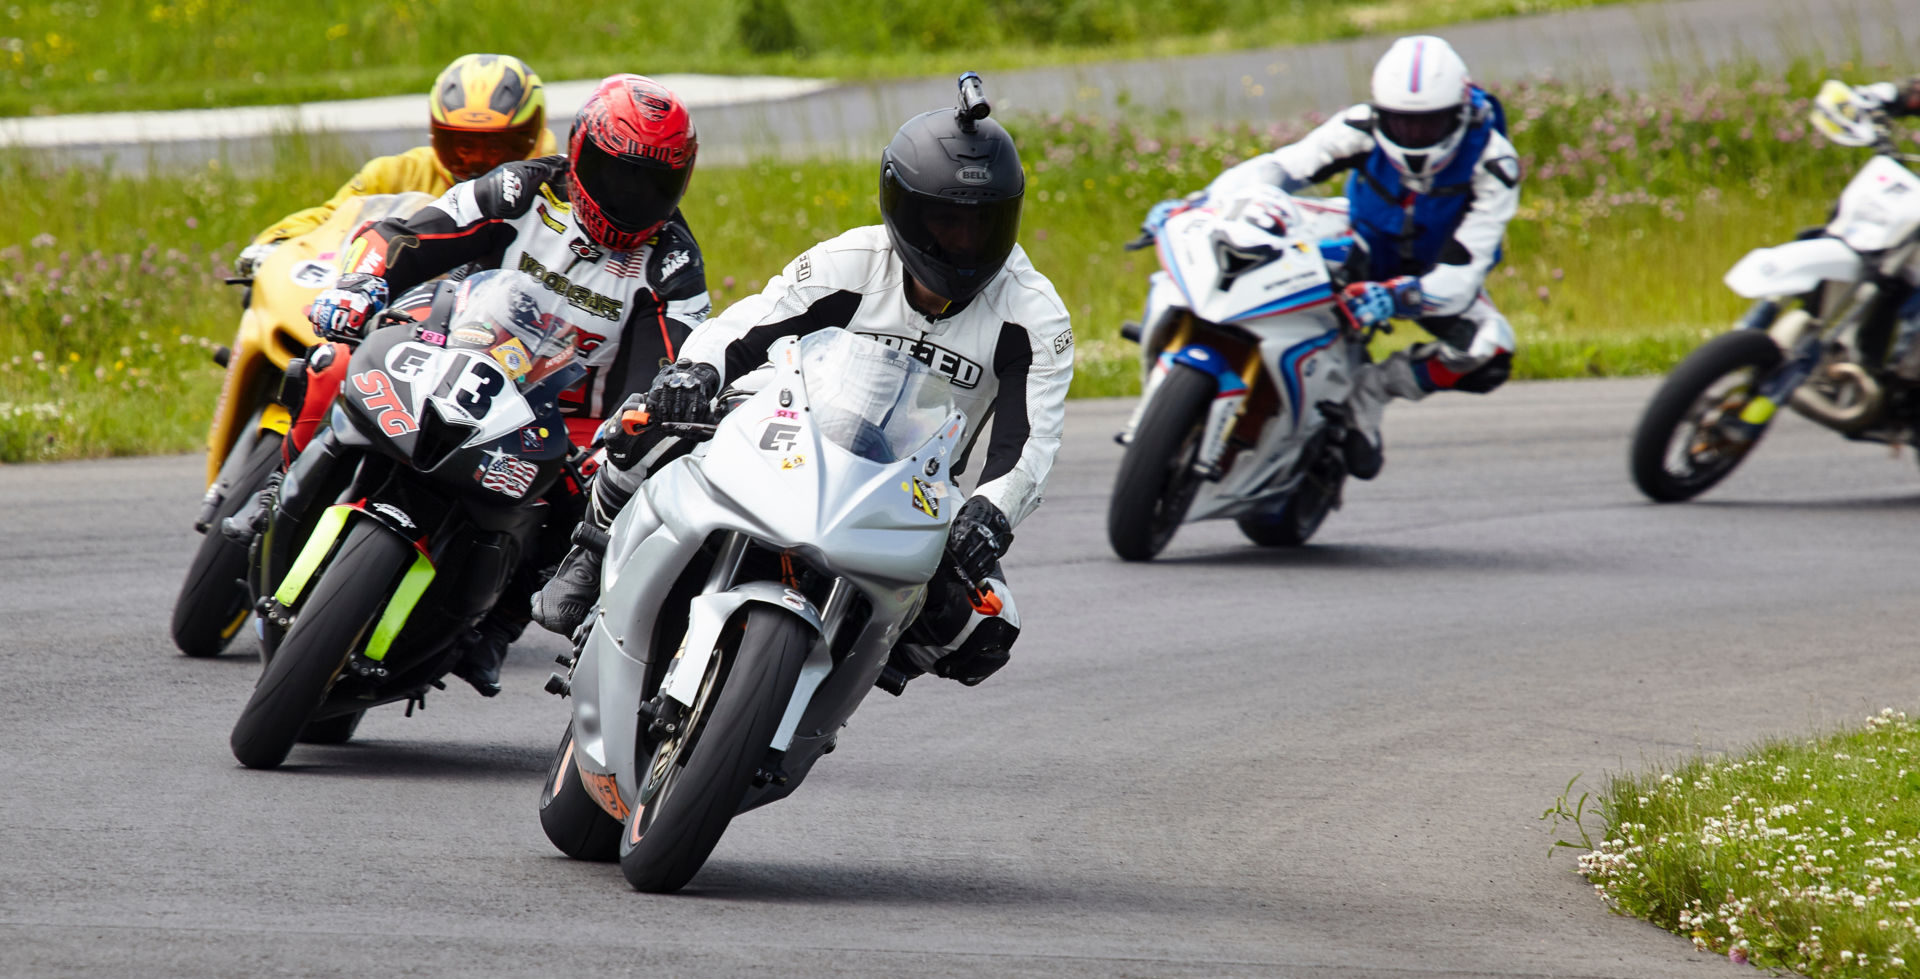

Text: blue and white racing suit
xmin=1206 ymin=88 xmax=1520 ymax=434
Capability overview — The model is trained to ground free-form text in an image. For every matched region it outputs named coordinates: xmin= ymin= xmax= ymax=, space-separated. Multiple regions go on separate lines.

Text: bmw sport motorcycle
xmin=173 ymin=192 xmax=434 ymax=658
xmin=1107 ymin=187 xmax=1378 ymax=560
xmin=538 ymin=328 xmax=968 ymax=893
xmin=229 ymin=269 xmax=587 ymax=769
xmin=1631 ymin=81 xmax=1920 ymax=501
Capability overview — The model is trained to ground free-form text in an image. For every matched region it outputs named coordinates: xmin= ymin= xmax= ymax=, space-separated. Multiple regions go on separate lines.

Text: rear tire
xmin=618 ymin=606 xmax=812 ymax=892
xmin=229 ymin=521 xmax=410 ymax=770
xmin=1630 ymin=331 xmax=1784 ymax=503
xmin=172 ymin=432 xmax=283 ymax=657
xmin=539 ymin=723 xmax=624 ymax=862
xmin=1237 ymin=471 xmax=1342 ymax=547
xmin=1107 ymin=364 xmax=1215 ymax=561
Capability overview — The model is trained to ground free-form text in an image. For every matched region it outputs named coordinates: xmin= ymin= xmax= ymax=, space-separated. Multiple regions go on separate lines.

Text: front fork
xmin=1722 ymin=301 xmax=1818 ymax=442
xmin=1118 ymin=317 xmax=1262 ymax=481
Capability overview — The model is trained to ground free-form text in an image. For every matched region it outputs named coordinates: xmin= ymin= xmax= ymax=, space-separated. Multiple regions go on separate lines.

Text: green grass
xmin=4 ymin=62 xmax=1915 ymax=461
xmin=0 ymin=0 xmax=1627 ymax=117
xmin=1553 ymin=708 xmax=1920 ymax=978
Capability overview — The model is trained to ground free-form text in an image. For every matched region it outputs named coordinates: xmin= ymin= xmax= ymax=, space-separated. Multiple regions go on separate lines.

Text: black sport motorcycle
xmin=229 ymin=269 xmax=587 ymax=769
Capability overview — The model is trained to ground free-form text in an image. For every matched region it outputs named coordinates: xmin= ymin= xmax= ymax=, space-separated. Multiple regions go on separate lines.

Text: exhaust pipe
xmin=1790 ymin=362 xmax=1885 ymax=433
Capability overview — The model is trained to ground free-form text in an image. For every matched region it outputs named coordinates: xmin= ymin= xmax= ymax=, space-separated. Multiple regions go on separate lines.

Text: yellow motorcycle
xmin=172 ymin=192 xmax=434 ymax=657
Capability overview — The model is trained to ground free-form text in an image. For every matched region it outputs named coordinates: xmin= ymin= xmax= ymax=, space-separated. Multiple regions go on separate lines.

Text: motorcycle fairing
xmin=1827 ymin=156 xmax=1920 ymax=253
xmin=1724 ymin=237 xmax=1867 ymax=299
xmin=1156 ymin=201 xmax=1336 ymax=325
xmin=571 ymin=333 xmax=964 ymax=814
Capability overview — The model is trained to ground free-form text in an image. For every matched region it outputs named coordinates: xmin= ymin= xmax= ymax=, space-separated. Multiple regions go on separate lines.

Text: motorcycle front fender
xmin=660 ymin=583 xmax=824 ymax=712
xmin=271 ymin=502 xmax=435 ymax=662
xmin=1724 ymin=238 xmax=1865 ymax=299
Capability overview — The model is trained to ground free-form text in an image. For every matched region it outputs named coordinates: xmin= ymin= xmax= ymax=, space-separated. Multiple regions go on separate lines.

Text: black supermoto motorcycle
xmin=229 ymin=269 xmax=587 ymax=769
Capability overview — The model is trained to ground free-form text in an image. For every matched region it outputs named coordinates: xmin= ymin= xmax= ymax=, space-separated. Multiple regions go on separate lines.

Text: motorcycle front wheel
xmin=1107 ymin=363 xmax=1214 ymax=561
xmin=172 ymin=431 xmax=283 ymax=657
xmin=1629 ymin=331 xmax=1783 ymax=503
xmin=229 ymin=521 xmax=410 ymax=770
xmin=619 ymin=605 xmax=811 ymax=893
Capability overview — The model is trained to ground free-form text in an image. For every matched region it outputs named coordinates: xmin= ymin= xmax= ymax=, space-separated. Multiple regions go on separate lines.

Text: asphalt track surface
xmin=5 ymin=377 xmax=1919 ymax=977
xmin=15 ymin=0 xmax=1918 ymax=170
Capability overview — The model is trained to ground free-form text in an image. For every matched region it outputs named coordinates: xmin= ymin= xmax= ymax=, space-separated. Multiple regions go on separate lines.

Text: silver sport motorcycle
xmin=1108 ymin=186 xmax=1378 ymax=560
xmin=538 ymin=328 xmax=968 ymax=892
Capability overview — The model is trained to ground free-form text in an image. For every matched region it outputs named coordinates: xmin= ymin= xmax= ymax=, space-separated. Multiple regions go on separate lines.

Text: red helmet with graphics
xmin=567 ymin=74 xmax=698 ymax=252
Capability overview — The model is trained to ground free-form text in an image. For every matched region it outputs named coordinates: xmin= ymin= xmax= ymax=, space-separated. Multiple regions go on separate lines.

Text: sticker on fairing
xmin=450 ymin=326 xmax=494 ymax=347
xmin=473 ymin=448 xmax=539 ymax=498
xmin=289 ymin=260 xmax=336 ymax=289
xmin=490 ymin=338 xmax=533 ymax=380
xmin=902 ymin=477 xmax=940 ymax=519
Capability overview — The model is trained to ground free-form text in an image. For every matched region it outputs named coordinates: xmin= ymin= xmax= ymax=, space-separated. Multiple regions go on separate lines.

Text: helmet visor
xmin=573 ymin=138 xmax=691 ymax=233
xmin=881 ymin=182 xmax=1021 ymax=274
xmin=432 ymin=119 xmax=541 ymax=181
xmin=1376 ymin=106 xmax=1461 ymax=149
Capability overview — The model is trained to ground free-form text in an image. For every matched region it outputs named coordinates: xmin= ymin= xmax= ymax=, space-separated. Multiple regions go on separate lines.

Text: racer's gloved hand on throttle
xmin=1340 ymin=276 xmax=1422 ymax=328
xmin=307 ymin=272 xmax=390 ymax=342
xmin=233 ymin=241 xmax=280 ymax=279
xmin=601 ymin=392 xmax=652 ymax=469
xmin=946 ymin=495 xmax=1012 ymax=584
xmin=645 ymin=358 xmax=722 ymax=425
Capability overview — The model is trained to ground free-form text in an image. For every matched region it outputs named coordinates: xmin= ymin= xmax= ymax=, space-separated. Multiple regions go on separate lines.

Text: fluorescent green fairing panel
xmin=364 ymin=552 xmax=436 ymax=662
xmin=274 ymin=504 xmax=352 ymax=607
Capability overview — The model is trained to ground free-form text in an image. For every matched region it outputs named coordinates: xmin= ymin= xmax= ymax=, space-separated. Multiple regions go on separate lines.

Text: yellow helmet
xmin=429 ymin=53 xmax=547 ymax=181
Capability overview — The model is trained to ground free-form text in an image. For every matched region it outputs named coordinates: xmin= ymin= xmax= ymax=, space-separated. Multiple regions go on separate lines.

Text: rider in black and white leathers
xmin=680 ymin=226 xmax=1072 ymax=529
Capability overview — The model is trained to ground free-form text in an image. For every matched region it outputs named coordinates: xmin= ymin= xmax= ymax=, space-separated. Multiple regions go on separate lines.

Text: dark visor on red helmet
xmin=1376 ymin=106 xmax=1461 ymax=149
xmin=572 ymin=138 xmax=691 ymax=233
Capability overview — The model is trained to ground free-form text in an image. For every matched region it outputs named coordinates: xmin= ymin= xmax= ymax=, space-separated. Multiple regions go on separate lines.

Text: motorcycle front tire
xmin=1107 ymin=363 xmax=1215 ymax=562
xmin=1629 ymin=331 xmax=1783 ymax=503
xmin=229 ymin=521 xmax=410 ymax=770
xmin=619 ymin=605 xmax=811 ymax=893
xmin=172 ymin=431 xmax=283 ymax=657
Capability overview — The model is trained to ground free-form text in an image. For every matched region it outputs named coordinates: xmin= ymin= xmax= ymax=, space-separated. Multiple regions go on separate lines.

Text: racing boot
xmin=1316 ymin=400 xmax=1382 ymax=481
xmin=220 ymin=470 xmax=283 ymax=546
xmin=450 ymin=611 xmax=525 ymax=697
xmin=529 ymin=466 xmax=635 ymax=637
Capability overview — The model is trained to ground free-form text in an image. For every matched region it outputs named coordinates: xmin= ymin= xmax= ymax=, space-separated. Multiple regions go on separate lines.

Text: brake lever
xmin=1123 ymin=233 xmax=1155 ymax=252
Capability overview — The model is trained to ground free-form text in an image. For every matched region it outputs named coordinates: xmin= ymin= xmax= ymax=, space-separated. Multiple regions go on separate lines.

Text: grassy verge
xmin=1555 ymin=708 xmax=1920 ymax=977
xmin=4 ymin=63 xmax=1913 ymax=461
xmin=0 ymin=0 xmax=1626 ymax=117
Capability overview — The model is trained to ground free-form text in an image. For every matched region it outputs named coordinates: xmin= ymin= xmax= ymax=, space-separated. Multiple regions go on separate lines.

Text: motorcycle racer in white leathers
xmin=1165 ymin=35 xmax=1520 ymax=475
xmin=534 ymin=76 xmax=1072 ymax=689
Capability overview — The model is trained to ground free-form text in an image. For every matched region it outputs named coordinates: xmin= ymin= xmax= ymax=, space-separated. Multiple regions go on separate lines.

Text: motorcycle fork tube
xmin=704 ymin=533 xmax=750 ymax=595
xmin=1192 ymin=349 xmax=1262 ymax=479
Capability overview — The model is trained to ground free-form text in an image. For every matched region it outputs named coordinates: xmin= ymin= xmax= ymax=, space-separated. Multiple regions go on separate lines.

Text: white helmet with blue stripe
xmin=1369 ymin=35 xmax=1472 ymax=191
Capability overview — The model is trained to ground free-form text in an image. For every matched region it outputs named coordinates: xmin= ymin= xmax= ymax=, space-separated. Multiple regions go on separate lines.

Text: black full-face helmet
xmin=880 ymin=79 xmax=1025 ymax=305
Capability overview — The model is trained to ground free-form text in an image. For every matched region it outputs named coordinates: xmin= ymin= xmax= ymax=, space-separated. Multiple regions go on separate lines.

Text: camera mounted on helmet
xmin=880 ymin=72 xmax=1025 ymax=306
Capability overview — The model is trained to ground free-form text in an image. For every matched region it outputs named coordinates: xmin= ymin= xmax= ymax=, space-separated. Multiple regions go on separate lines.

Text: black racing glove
xmin=945 ymin=495 xmax=1012 ymax=584
xmin=645 ymin=358 xmax=722 ymax=425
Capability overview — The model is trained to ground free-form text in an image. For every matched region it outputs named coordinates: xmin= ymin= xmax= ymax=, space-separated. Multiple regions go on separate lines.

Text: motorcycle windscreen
xmin=798 ymin=329 xmax=957 ymax=463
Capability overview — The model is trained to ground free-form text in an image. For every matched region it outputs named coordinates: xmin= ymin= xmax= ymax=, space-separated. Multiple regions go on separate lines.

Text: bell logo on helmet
xmin=957 ymin=166 xmax=992 ymax=185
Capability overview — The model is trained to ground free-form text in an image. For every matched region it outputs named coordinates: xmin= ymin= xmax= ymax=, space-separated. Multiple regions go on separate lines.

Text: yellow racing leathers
xmin=248 ymin=129 xmax=558 ymax=246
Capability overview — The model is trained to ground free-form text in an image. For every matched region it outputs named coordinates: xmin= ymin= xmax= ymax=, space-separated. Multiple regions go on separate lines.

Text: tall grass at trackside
xmin=0 ymin=0 xmax=1626 ymax=116
xmin=4 ymin=61 xmax=1916 ymax=461
xmin=1549 ymin=709 xmax=1920 ymax=979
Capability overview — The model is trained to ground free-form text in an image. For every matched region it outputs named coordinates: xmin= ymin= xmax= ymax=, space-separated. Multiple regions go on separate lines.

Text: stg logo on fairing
xmin=855 ymin=333 xmax=983 ymax=388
